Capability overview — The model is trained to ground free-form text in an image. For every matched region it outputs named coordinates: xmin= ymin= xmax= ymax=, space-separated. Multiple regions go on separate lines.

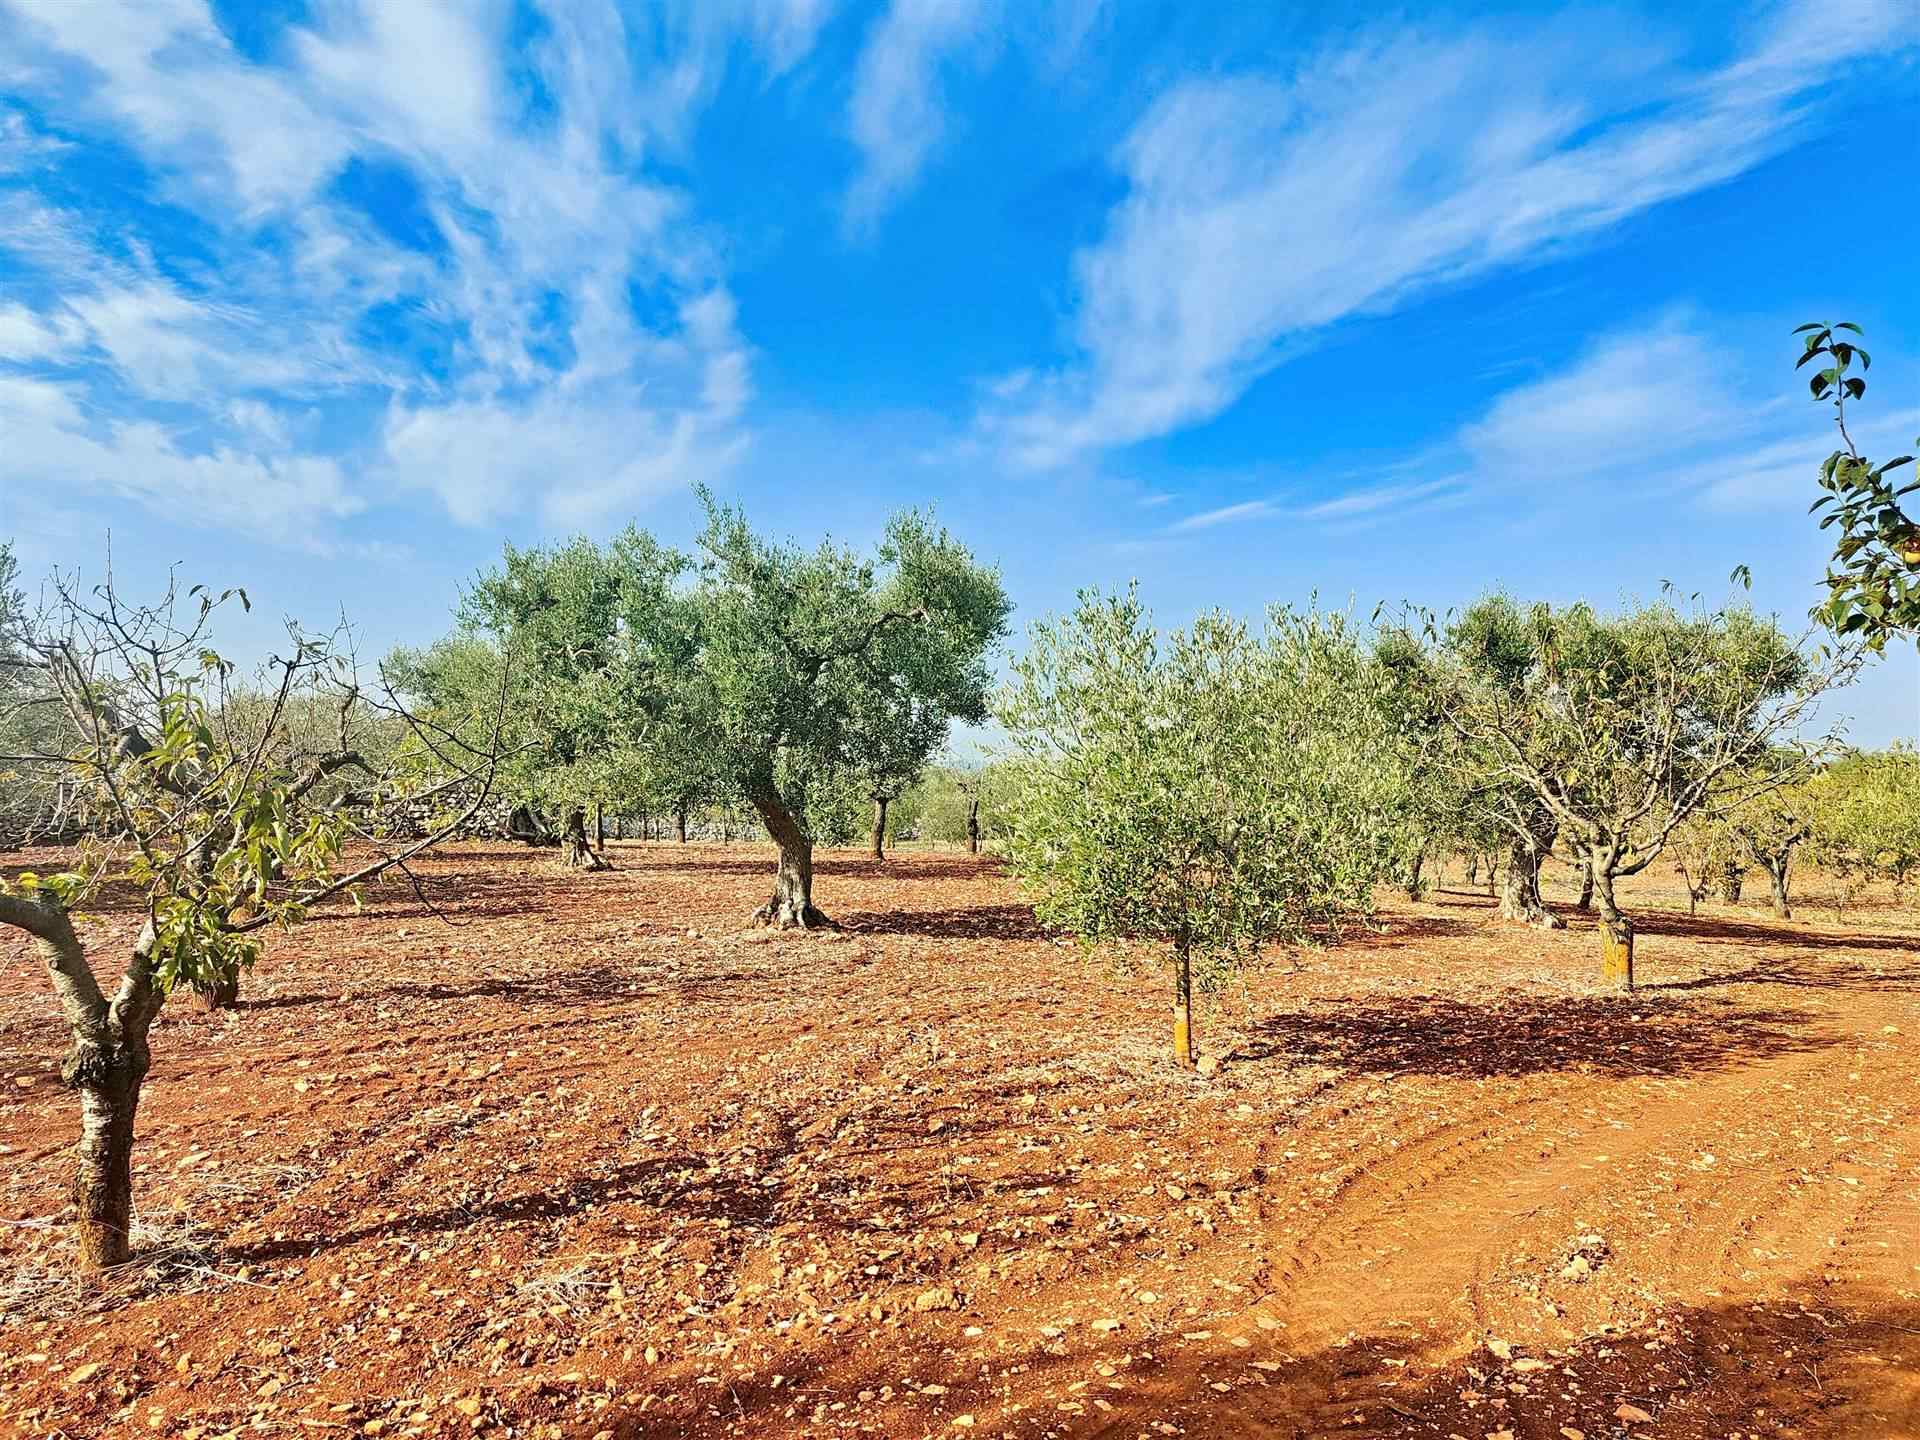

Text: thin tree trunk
xmin=748 ymin=785 xmax=830 ymax=928
xmin=1594 ymin=867 xmax=1635 ymax=990
xmin=966 ymin=799 xmax=980 ymax=855
xmin=676 ymin=808 xmax=688 ymax=843
xmin=1485 ymin=855 xmax=1497 ymax=898
xmin=1405 ymin=847 xmax=1425 ymax=901
xmin=562 ymin=806 xmax=609 ymax=870
xmin=1718 ymin=861 xmax=1744 ymax=905
xmin=593 ymin=801 xmax=604 ymax=852
xmin=1575 ymin=853 xmax=1594 ymax=911
xmin=1173 ymin=937 xmax=1194 ymax=1068
xmin=870 ymin=796 xmax=888 ymax=863
xmin=1465 ymin=853 xmax=1479 ymax=888
xmin=1768 ymin=857 xmax=1792 ymax=919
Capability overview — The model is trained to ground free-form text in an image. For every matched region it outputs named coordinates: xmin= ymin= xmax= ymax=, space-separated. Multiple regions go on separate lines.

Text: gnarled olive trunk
xmin=1593 ymin=866 xmax=1634 ymax=990
xmin=562 ymin=806 xmax=609 ymax=871
xmin=1575 ymin=854 xmax=1594 ymax=911
xmin=1766 ymin=855 xmax=1793 ymax=919
xmin=507 ymin=803 xmax=555 ymax=846
xmin=870 ymin=797 xmax=889 ymax=863
xmin=190 ymin=964 xmax=240 ymax=1011
xmin=1404 ymin=847 xmax=1426 ymax=901
xmin=1718 ymin=861 xmax=1745 ymax=905
xmin=748 ymin=785 xmax=831 ymax=928
xmin=676 ymin=808 xmax=689 ymax=844
xmin=966 ymin=798 xmax=980 ymax=855
xmin=1500 ymin=812 xmax=1563 ymax=929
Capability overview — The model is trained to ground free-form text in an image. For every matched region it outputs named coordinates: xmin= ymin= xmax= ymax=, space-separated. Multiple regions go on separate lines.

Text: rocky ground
xmin=2 ymin=843 xmax=1916 ymax=1439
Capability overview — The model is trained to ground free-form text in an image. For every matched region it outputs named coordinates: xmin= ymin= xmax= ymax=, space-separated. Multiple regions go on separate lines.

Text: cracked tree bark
xmin=1499 ymin=810 xmax=1563 ymax=929
xmin=0 ymin=894 xmax=161 ymax=1269
xmin=562 ymin=806 xmax=609 ymax=870
xmin=748 ymin=783 xmax=831 ymax=928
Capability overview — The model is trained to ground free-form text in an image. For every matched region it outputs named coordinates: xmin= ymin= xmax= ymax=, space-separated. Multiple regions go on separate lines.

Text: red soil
xmin=1 ymin=843 xmax=1917 ymax=1439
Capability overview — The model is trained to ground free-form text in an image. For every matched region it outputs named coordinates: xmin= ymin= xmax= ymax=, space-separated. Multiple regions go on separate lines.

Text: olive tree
xmin=842 ymin=679 xmax=950 ymax=862
xmin=0 ymin=569 xmax=508 ymax=1269
xmin=911 ymin=762 xmax=1012 ymax=853
xmin=670 ymin=490 xmax=1009 ymax=926
xmin=1385 ymin=597 xmax=1569 ymax=928
xmin=1412 ymin=595 xmax=1849 ymax=988
xmin=1806 ymin=748 xmax=1920 ymax=915
xmin=998 ymin=591 xmax=1407 ymax=1068
xmin=445 ymin=532 xmax=686 ymax=869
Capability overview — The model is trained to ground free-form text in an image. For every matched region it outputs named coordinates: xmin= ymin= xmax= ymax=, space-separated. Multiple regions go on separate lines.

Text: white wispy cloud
xmin=1164 ymin=475 xmax=1468 ymax=535
xmin=842 ymin=0 xmax=1112 ymax=232
xmin=844 ymin=0 xmax=998 ymax=234
xmin=0 ymin=0 xmax=789 ymax=540
xmin=1168 ymin=499 xmax=1278 ymax=533
xmin=1373 ymin=313 xmax=1917 ymax=517
xmin=983 ymin=0 xmax=1920 ymax=468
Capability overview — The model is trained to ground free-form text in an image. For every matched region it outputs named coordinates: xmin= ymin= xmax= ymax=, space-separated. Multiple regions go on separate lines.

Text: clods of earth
xmin=3 ymin=843 xmax=1917 ymax=1438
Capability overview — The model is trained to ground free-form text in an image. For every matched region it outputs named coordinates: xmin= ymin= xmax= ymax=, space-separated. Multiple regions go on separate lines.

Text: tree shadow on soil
xmin=1637 ymin=908 xmax=1920 ymax=955
xmin=582 ymin=1290 xmax=1920 ymax=1440
xmin=1233 ymin=993 xmax=1831 ymax=1079
xmin=229 ymin=1146 xmax=780 ymax=1265
xmin=836 ymin=904 xmax=1048 ymax=942
xmin=1644 ymin=954 xmax=1920 ymax=995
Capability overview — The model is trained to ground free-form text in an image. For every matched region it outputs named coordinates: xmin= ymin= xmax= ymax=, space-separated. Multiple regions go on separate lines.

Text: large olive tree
xmin=674 ymin=490 xmax=1009 ymax=925
xmin=434 ymin=493 xmax=1009 ymax=924
xmin=998 ymin=591 xmax=1408 ymax=1067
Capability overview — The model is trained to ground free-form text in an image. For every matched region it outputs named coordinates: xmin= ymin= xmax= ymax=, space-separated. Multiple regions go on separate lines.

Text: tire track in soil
xmin=1096 ymin=1006 xmax=1880 ymax=1439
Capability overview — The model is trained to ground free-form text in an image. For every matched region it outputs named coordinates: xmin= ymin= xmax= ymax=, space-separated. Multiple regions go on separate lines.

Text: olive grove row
xmin=0 ymin=321 xmax=1912 ymax=1275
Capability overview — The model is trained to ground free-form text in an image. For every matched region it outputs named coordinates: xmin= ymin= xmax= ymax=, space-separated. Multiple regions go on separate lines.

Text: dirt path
xmin=2 ymin=846 xmax=1917 ymax=1439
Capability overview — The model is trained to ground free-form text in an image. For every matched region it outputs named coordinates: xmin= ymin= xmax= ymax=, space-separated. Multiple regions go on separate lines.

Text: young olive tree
xmin=0 ymin=570 xmax=509 ymax=1270
xmin=1412 ymin=595 xmax=1849 ymax=988
xmin=998 ymin=591 xmax=1407 ymax=1068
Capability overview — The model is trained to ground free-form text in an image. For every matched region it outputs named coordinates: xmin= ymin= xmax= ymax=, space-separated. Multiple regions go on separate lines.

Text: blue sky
xmin=2 ymin=0 xmax=1917 ymax=740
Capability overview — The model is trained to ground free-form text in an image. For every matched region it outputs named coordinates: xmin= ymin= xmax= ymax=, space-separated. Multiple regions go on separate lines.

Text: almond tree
xmin=998 ymin=591 xmax=1407 ymax=1067
xmin=1413 ymin=595 xmax=1851 ymax=988
xmin=0 ymin=568 xmax=508 ymax=1270
xmin=1796 ymin=322 xmax=1918 ymax=648
xmin=1805 ymin=747 xmax=1920 ymax=915
xmin=1726 ymin=761 xmax=1816 ymax=918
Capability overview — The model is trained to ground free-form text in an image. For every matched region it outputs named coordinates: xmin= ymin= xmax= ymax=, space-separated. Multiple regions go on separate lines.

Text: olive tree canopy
xmin=997 ymin=590 xmax=1409 ymax=1067
xmin=671 ymin=489 xmax=1010 ymax=924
